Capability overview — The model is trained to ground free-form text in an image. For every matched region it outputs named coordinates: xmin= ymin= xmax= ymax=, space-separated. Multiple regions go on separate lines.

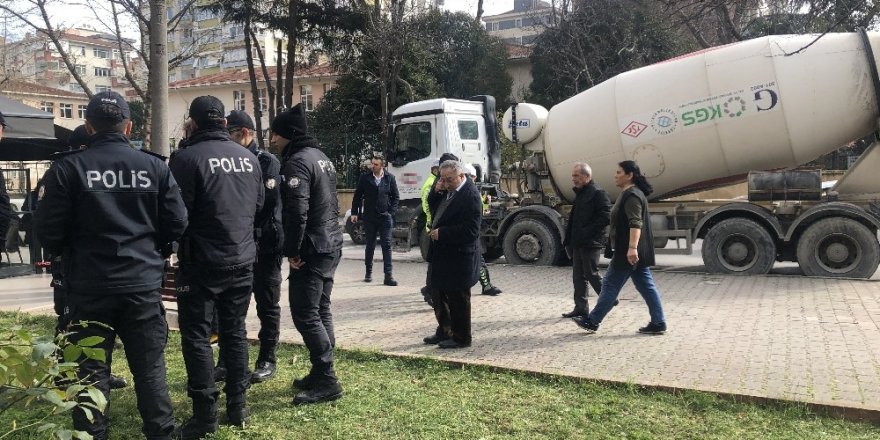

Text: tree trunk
xmin=276 ymin=41 xmax=284 ymax=112
xmin=250 ymin=28 xmax=276 ymax=124
xmin=149 ymin=0 xmax=170 ymax=156
xmin=244 ymin=19 xmax=265 ymax=149
xmin=476 ymin=0 xmax=484 ymax=21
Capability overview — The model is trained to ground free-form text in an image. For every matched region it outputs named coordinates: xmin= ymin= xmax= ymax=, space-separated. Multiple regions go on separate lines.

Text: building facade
xmin=0 ymin=79 xmax=89 ymax=131
xmin=482 ymin=0 xmax=553 ymax=46
xmin=167 ymin=63 xmax=337 ymax=146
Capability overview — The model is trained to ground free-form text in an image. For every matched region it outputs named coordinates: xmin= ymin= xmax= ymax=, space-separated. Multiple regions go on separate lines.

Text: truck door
xmin=388 ymin=118 xmax=438 ymax=201
xmin=455 ymin=118 xmax=488 ymax=181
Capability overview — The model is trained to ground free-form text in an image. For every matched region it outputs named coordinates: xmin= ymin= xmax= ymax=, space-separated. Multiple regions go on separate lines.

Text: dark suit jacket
xmin=563 ymin=181 xmax=611 ymax=249
xmin=351 ymin=171 xmax=400 ymax=222
xmin=427 ymin=178 xmax=481 ymax=290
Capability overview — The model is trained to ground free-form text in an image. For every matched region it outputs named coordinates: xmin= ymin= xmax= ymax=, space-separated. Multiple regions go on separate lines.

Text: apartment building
xmin=167 ymin=0 xmax=288 ymax=82
xmin=0 ymin=80 xmax=90 ymax=131
xmin=482 ymin=0 xmax=553 ymax=46
xmin=1 ymin=27 xmax=143 ymax=96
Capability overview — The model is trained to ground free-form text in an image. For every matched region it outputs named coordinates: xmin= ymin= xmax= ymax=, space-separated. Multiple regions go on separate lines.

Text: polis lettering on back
xmin=208 ymin=157 xmax=254 ymax=174
xmin=86 ymin=170 xmax=153 ymax=189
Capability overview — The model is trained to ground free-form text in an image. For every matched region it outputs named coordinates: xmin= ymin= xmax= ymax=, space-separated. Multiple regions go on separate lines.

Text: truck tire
xmin=702 ymin=218 xmax=776 ymax=275
xmin=796 ymin=218 xmax=880 ymax=279
xmin=502 ymin=218 xmax=561 ymax=266
xmin=346 ymin=218 xmax=366 ymax=245
xmin=483 ymin=246 xmax=504 ymax=263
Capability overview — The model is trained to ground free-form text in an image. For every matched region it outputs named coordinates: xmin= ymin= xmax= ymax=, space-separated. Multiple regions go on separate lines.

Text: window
xmin=300 ymin=85 xmax=313 ymax=111
xmin=69 ymin=84 xmax=84 ymax=93
xmin=93 ymin=48 xmax=110 ymax=58
xmin=323 ymin=83 xmax=332 ymax=94
xmin=78 ymin=104 xmax=87 ymax=119
xmin=95 ymin=67 xmax=111 ymax=77
xmin=259 ymin=88 xmax=267 ymax=111
xmin=59 ymin=103 xmax=73 ymax=119
xmin=75 ymin=64 xmax=87 ymax=75
xmin=499 ymin=19 xmax=517 ymax=30
xmin=183 ymin=28 xmax=193 ymax=40
xmin=229 ymin=25 xmax=242 ymax=39
xmin=71 ymin=45 xmax=85 ymax=56
xmin=458 ymin=120 xmax=479 ymax=140
xmin=41 ymin=101 xmax=54 ymax=114
xmin=390 ymin=121 xmax=432 ymax=165
xmin=95 ymin=85 xmax=111 ymax=93
xmin=233 ymin=90 xmax=246 ymax=111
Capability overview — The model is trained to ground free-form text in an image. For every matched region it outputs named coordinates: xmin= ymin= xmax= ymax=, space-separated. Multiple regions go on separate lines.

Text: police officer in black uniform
xmin=169 ymin=96 xmax=264 ymax=439
xmin=35 ymin=91 xmax=188 ymax=440
xmin=47 ymin=124 xmax=128 ymax=390
xmin=274 ymin=104 xmax=344 ymax=404
xmin=224 ymin=110 xmax=284 ymax=383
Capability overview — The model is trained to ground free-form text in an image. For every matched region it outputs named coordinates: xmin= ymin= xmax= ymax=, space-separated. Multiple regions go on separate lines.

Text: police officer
xmin=274 ymin=104 xmax=344 ymax=404
xmin=0 ymin=111 xmax=13 ymax=260
xmin=224 ymin=110 xmax=284 ymax=383
xmin=169 ymin=96 xmax=264 ymax=439
xmin=48 ymin=124 xmax=128 ymax=390
xmin=35 ymin=91 xmax=188 ymax=440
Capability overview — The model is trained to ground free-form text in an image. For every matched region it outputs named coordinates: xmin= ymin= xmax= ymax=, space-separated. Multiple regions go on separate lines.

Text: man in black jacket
xmin=35 ymin=91 xmax=188 ymax=440
xmin=562 ymin=163 xmax=611 ymax=318
xmin=274 ymin=104 xmax=345 ymax=404
xmin=223 ymin=110 xmax=284 ymax=384
xmin=351 ymin=156 xmax=400 ymax=285
xmin=169 ymin=96 xmax=264 ymax=439
xmin=423 ymin=160 xmax=482 ymax=349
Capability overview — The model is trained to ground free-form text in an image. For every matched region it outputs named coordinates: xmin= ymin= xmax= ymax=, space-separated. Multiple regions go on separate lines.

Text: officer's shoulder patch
xmin=288 ymin=176 xmax=301 ymax=188
xmin=266 ymin=178 xmax=277 ymax=189
xmin=37 ymin=185 xmax=46 ymax=201
xmin=49 ymin=147 xmax=85 ymax=160
xmin=140 ymin=149 xmax=168 ymax=161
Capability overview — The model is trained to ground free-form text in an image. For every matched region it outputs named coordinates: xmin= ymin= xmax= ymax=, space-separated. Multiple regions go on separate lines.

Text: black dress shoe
xmin=108 ymin=374 xmax=128 ymax=389
xmin=364 ymin=272 xmax=372 ymax=282
xmin=292 ymin=381 xmax=343 ymax=405
xmin=561 ymin=310 xmax=586 ymax=318
xmin=250 ymin=361 xmax=276 ymax=383
xmin=423 ymin=334 xmax=446 ymax=345
xmin=482 ymin=286 xmax=502 ymax=296
xmin=438 ymin=339 xmax=471 ymax=349
xmin=384 ymin=276 xmax=398 ymax=286
xmin=293 ymin=374 xmax=315 ymax=390
xmin=572 ymin=316 xmax=599 ymax=333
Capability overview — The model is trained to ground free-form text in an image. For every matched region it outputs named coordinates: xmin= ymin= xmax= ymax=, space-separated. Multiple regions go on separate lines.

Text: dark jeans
xmin=290 ymin=250 xmax=341 ymax=382
xmin=431 ymin=287 xmax=472 ymax=344
xmin=572 ymin=247 xmax=602 ymax=313
xmin=177 ymin=265 xmax=253 ymax=416
xmin=364 ymin=214 xmax=393 ymax=275
xmin=66 ymin=290 xmax=174 ymax=440
xmin=253 ymin=254 xmax=282 ymax=364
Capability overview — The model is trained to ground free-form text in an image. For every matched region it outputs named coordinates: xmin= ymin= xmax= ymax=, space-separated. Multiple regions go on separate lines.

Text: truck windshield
xmin=390 ymin=121 xmax=431 ymax=165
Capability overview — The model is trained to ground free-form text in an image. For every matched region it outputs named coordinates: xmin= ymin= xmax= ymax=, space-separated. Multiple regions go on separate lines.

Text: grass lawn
xmin=1 ymin=311 xmax=878 ymax=439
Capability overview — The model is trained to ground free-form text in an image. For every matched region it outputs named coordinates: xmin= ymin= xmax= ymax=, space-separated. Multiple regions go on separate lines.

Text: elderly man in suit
xmin=422 ymin=160 xmax=482 ymax=349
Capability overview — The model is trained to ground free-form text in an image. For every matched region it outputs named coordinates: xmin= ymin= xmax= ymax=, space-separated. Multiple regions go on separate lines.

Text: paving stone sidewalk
xmin=264 ymin=255 xmax=880 ymax=415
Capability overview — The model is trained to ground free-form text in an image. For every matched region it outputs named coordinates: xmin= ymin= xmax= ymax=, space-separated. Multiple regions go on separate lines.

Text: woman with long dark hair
xmin=573 ymin=160 xmax=667 ymax=334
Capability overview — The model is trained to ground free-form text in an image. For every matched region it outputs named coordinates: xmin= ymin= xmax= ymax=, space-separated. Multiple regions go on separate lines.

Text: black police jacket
xmin=563 ymin=181 xmax=611 ymax=249
xmin=248 ymin=142 xmax=284 ymax=255
xmin=280 ymin=139 xmax=343 ymax=258
xmin=35 ymin=132 xmax=188 ymax=295
xmin=351 ymin=171 xmax=400 ymax=222
xmin=169 ymin=129 xmax=264 ymax=269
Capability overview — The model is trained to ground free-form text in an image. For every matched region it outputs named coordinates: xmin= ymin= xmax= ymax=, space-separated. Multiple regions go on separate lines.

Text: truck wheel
xmin=702 ymin=218 xmax=776 ymax=275
xmin=346 ymin=218 xmax=366 ymax=245
xmin=419 ymin=228 xmax=431 ymax=262
xmin=796 ymin=218 xmax=880 ymax=279
xmin=483 ymin=246 xmax=504 ymax=263
xmin=502 ymin=219 xmax=561 ymax=266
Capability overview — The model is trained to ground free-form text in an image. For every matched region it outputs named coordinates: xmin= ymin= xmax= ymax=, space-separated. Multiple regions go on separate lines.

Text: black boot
xmin=383 ymin=274 xmax=398 ymax=286
xmin=364 ymin=269 xmax=372 ymax=282
xmin=173 ymin=397 xmax=217 ymax=440
xmin=292 ymin=373 xmax=315 ymax=390
xmin=108 ymin=374 xmax=128 ymax=389
xmin=224 ymin=394 xmax=249 ymax=427
xmin=250 ymin=361 xmax=276 ymax=384
xmin=293 ymin=378 xmax=343 ymax=405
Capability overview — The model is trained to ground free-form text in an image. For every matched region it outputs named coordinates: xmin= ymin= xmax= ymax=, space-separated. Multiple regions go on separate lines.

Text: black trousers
xmin=363 ymin=214 xmax=393 ymax=275
xmin=66 ymin=290 xmax=174 ymax=440
xmin=572 ymin=247 xmax=602 ymax=313
xmin=289 ymin=250 xmax=341 ymax=382
xmin=177 ymin=265 xmax=253 ymax=416
xmin=253 ymin=254 xmax=282 ymax=364
xmin=431 ymin=287 xmax=472 ymax=344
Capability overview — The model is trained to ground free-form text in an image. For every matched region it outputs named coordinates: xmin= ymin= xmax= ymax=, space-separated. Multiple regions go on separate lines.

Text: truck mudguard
xmin=693 ymin=202 xmax=784 ymax=242
xmin=784 ymin=202 xmax=880 ymax=242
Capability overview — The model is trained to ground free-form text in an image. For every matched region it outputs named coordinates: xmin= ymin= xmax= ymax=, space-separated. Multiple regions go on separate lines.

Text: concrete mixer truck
xmin=381 ymin=30 xmax=880 ymax=279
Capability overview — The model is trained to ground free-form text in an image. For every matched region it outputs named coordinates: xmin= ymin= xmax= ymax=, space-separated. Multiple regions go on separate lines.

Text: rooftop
xmin=0 ymin=79 xmax=88 ymax=99
xmin=169 ymin=63 xmax=337 ymax=89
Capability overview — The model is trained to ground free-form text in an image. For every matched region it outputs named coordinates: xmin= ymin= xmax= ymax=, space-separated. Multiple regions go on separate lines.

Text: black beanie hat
xmin=271 ymin=103 xmax=308 ymax=140
xmin=68 ymin=124 xmax=90 ymax=149
xmin=439 ymin=153 xmax=459 ymax=163
xmin=189 ymin=95 xmax=225 ymax=129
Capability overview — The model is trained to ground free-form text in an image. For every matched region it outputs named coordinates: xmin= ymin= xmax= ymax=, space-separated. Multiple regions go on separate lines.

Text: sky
xmin=2 ymin=0 xmax=513 ymax=40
